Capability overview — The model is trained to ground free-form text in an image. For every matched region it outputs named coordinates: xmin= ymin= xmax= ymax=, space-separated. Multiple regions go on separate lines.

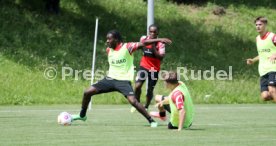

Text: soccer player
xmin=72 ymin=30 xmax=172 ymax=127
xmin=150 ymin=71 xmax=194 ymax=131
xmin=246 ymin=16 xmax=276 ymax=102
xmin=132 ymin=24 xmax=166 ymax=112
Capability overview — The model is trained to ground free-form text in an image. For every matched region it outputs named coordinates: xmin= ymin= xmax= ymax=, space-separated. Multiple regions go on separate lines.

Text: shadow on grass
xmin=187 ymin=128 xmax=205 ymax=131
xmin=0 ymin=0 xmax=257 ymax=76
xmin=169 ymin=0 xmax=276 ymax=9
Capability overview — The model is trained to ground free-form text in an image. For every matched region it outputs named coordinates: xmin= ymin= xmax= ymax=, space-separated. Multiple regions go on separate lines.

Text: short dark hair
xmin=148 ymin=24 xmax=159 ymax=31
xmin=107 ymin=30 xmax=123 ymax=42
xmin=163 ymin=71 xmax=179 ymax=84
xmin=254 ymin=16 xmax=267 ymax=24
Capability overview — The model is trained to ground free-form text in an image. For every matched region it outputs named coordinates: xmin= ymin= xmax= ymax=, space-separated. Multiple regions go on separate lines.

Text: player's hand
xmin=268 ymin=54 xmax=276 ymax=64
xmin=155 ymin=102 xmax=163 ymax=108
xmin=160 ymin=38 xmax=172 ymax=45
xmin=171 ymin=128 xmax=181 ymax=132
xmin=246 ymin=58 xmax=254 ymax=65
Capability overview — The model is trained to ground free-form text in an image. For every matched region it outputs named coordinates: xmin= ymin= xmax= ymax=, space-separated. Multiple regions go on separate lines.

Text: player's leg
xmin=72 ymin=86 xmax=98 ymax=121
xmin=260 ymin=74 xmax=273 ymax=101
xmin=135 ymin=82 xmax=144 ymax=102
xmin=131 ymin=67 xmax=147 ymax=112
xmin=115 ymin=80 xmax=157 ymax=127
xmin=127 ymin=95 xmax=156 ymax=125
xmin=261 ymin=91 xmax=272 ymax=101
xmin=149 ymin=95 xmax=168 ymax=121
xmin=269 ymin=86 xmax=276 ymax=102
xmin=80 ymin=86 xmax=99 ymax=117
xmin=134 ymin=67 xmax=147 ymax=102
xmin=144 ymin=71 xmax=159 ymax=109
xmin=267 ymin=72 xmax=276 ymax=102
xmin=73 ymin=77 xmax=115 ymax=121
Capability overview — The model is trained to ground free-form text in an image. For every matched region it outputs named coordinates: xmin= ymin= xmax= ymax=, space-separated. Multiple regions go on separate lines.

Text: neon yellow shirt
xmin=107 ymin=43 xmax=138 ymax=81
xmin=257 ymin=32 xmax=276 ymax=76
xmin=169 ymin=82 xmax=194 ymax=128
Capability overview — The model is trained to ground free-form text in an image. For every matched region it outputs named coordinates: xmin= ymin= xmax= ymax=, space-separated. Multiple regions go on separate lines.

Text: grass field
xmin=1 ymin=104 xmax=276 ymax=146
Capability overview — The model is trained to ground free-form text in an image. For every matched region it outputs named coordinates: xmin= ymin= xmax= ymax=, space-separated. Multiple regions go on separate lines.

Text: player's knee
xmin=83 ymin=88 xmax=96 ymax=97
xmin=269 ymin=90 xmax=276 ymax=97
xmin=260 ymin=92 xmax=271 ymax=101
xmin=155 ymin=95 xmax=163 ymax=102
xmin=127 ymin=96 xmax=138 ymax=105
xmin=83 ymin=90 xmax=91 ymax=98
xmin=135 ymin=83 xmax=142 ymax=90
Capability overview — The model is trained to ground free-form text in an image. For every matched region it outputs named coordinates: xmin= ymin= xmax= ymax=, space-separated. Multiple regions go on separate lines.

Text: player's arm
xmin=137 ymin=38 xmax=172 ymax=48
xmin=127 ymin=38 xmax=170 ymax=54
xmin=171 ymin=91 xmax=185 ymax=131
xmin=152 ymin=43 xmax=165 ymax=60
xmin=246 ymin=56 xmax=259 ymax=65
xmin=178 ymin=108 xmax=185 ymax=131
xmin=268 ymin=53 xmax=276 ymax=62
xmin=268 ymin=35 xmax=276 ymax=62
xmin=155 ymin=97 xmax=169 ymax=108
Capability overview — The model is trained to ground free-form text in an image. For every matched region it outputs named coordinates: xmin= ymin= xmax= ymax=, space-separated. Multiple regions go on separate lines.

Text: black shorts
xmin=135 ymin=66 xmax=159 ymax=85
xmin=92 ymin=76 xmax=134 ymax=97
xmin=260 ymin=72 xmax=276 ymax=92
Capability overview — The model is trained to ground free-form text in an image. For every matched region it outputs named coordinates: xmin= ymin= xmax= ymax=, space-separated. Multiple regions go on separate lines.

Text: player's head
xmin=106 ymin=30 xmax=123 ymax=49
xmin=254 ymin=16 xmax=267 ymax=34
xmin=148 ymin=24 xmax=159 ymax=39
xmin=162 ymin=71 xmax=179 ymax=89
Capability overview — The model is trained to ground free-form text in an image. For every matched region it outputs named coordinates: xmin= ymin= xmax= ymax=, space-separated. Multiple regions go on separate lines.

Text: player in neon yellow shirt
xmin=246 ymin=16 xmax=276 ymax=102
xmin=72 ymin=30 xmax=171 ymax=127
xmin=150 ymin=71 xmax=194 ymax=131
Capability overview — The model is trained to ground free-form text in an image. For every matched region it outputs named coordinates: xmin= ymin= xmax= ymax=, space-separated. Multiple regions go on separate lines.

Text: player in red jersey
xmin=132 ymin=24 xmax=167 ymax=111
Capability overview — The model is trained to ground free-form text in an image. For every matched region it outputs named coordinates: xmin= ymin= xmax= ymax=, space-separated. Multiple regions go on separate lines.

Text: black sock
xmin=80 ymin=107 xmax=87 ymax=118
xmin=159 ymin=111 xmax=166 ymax=117
xmin=148 ymin=117 xmax=155 ymax=123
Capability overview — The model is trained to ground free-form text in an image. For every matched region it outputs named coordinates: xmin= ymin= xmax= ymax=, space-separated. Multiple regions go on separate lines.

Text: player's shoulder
xmin=125 ymin=42 xmax=138 ymax=47
xmin=140 ymin=35 xmax=147 ymax=39
xmin=140 ymin=35 xmax=148 ymax=42
xmin=172 ymin=90 xmax=183 ymax=97
xmin=270 ymin=32 xmax=276 ymax=38
xmin=106 ymin=47 xmax=110 ymax=54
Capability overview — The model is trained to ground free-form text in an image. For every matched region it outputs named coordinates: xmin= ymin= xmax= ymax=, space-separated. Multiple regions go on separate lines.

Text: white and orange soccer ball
xmin=57 ymin=112 xmax=72 ymax=126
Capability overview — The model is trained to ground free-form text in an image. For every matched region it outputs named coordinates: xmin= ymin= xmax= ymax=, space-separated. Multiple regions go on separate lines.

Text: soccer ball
xmin=57 ymin=112 xmax=72 ymax=126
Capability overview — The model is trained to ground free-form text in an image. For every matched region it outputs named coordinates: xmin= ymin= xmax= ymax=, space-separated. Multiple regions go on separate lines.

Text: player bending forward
xmin=150 ymin=71 xmax=194 ymax=131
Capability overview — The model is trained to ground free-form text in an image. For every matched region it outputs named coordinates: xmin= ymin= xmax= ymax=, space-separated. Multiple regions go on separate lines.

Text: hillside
xmin=1 ymin=0 xmax=276 ymax=104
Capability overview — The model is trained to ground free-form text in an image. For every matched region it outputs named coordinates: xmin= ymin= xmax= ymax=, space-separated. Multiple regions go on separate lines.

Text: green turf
xmin=0 ymin=104 xmax=276 ymax=146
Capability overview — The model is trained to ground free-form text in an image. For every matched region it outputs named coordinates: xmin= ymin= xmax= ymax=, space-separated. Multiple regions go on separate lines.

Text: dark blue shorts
xmin=260 ymin=72 xmax=276 ymax=92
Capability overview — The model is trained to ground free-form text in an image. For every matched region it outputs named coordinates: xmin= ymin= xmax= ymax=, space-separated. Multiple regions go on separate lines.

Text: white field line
xmin=0 ymin=105 xmax=275 ymax=113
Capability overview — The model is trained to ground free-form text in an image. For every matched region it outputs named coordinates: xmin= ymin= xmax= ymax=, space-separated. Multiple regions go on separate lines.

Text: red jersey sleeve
xmin=171 ymin=90 xmax=185 ymax=110
xmin=126 ymin=42 xmax=139 ymax=54
xmin=140 ymin=35 xmax=147 ymax=43
xmin=272 ymin=34 xmax=276 ymax=46
xmin=157 ymin=42 xmax=165 ymax=55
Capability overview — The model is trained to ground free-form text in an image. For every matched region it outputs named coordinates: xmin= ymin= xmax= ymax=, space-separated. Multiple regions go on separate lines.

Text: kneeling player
xmin=150 ymin=71 xmax=194 ymax=131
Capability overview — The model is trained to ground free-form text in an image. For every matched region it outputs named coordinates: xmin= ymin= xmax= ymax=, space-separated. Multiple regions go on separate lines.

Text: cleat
xmin=150 ymin=122 xmax=158 ymax=128
xmin=71 ymin=115 xmax=87 ymax=121
xmin=150 ymin=111 xmax=167 ymax=121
